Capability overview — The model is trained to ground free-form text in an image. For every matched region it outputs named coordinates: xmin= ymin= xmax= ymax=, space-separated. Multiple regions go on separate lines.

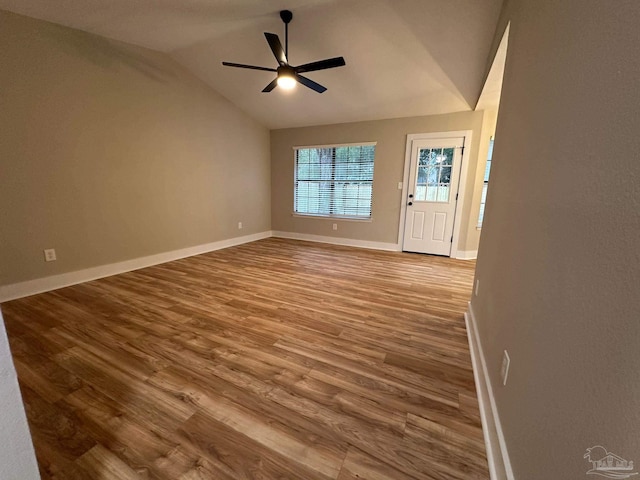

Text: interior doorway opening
xmin=474 ymin=24 xmax=509 ymax=235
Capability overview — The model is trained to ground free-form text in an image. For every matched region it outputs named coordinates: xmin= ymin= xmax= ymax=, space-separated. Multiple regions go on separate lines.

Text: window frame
xmin=292 ymin=142 xmax=377 ymax=220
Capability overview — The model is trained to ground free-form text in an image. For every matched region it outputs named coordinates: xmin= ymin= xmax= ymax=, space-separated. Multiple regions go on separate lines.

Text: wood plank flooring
xmin=1 ymin=237 xmax=487 ymax=480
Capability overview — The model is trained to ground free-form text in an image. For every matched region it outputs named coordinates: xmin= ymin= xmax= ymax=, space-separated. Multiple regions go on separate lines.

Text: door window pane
xmin=415 ymin=147 xmax=453 ymax=203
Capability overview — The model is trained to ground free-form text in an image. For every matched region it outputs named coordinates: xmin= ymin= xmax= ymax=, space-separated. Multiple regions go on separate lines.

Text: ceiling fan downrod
xmin=280 ymin=10 xmax=293 ymax=59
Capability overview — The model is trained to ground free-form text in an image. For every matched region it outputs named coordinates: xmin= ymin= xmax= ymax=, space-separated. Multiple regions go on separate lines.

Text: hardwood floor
xmin=1 ymin=238 xmax=487 ymax=480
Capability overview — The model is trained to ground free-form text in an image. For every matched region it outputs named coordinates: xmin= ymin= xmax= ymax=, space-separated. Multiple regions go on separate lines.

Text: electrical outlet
xmin=475 ymin=279 xmax=480 ymax=296
xmin=238 ymin=222 xmax=243 ymax=229
xmin=397 ymin=181 xmax=403 ymax=190
xmin=501 ymin=350 xmax=511 ymax=386
xmin=44 ymin=249 xmax=57 ymax=262
xmin=332 ymin=223 xmax=338 ymax=231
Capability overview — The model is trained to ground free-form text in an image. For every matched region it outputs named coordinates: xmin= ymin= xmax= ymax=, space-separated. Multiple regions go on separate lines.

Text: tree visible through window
xmin=294 ymin=144 xmax=376 ymax=219
xmin=478 ymin=137 xmax=494 ymax=227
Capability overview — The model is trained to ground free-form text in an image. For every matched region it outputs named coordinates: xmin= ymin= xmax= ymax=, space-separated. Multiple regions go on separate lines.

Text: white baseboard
xmin=272 ymin=231 xmax=401 ymax=252
xmin=0 ymin=231 xmax=272 ymax=303
xmin=465 ymin=302 xmax=514 ymax=480
xmin=1 ymin=230 xmax=472 ymax=302
xmin=456 ymin=250 xmax=478 ymax=260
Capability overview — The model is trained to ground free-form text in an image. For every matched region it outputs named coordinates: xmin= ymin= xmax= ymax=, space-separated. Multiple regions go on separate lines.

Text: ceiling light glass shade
xmin=277 ymin=73 xmax=297 ymax=90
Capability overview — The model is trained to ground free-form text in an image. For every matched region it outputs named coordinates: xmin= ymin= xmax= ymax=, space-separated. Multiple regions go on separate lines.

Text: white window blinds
xmin=294 ymin=143 xmax=376 ymax=219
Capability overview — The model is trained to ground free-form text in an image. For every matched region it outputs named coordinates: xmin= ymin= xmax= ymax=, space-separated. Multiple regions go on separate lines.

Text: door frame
xmin=398 ymin=130 xmax=473 ymax=258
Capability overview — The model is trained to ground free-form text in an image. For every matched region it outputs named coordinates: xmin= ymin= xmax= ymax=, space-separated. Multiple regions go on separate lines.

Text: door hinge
xmin=451 ymin=236 xmax=453 ymax=243
xmin=456 ymin=193 xmax=459 ymax=201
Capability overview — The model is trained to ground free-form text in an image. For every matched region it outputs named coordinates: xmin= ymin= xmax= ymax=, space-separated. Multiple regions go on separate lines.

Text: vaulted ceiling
xmin=0 ymin=0 xmax=504 ymax=128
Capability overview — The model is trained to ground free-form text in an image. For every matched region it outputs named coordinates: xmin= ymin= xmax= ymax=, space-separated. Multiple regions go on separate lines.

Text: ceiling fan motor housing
xmin=277 ymin=65 xmax=295 ymax=77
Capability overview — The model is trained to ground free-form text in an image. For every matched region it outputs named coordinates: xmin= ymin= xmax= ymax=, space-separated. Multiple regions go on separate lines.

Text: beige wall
xmin=0 ymin=11 xmax=271 ymax=286
xmin=473 ymin=0 xmax=640 ymax=478
xmin=271 ymin=111 xmax=491 ymax=252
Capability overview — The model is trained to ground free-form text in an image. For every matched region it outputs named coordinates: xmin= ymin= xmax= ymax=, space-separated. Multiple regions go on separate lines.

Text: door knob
xmin=408 ymin=202 xmax=413 ymax=206
xmin=409 ymin=194 xmax=414 ymax=198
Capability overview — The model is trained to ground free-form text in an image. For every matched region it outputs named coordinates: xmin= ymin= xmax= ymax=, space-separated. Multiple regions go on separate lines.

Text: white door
xmin=402 ymin=137 xmax=465 ymax=255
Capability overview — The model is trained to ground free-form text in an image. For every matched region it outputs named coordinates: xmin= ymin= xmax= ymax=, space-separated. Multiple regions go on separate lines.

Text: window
xmin=416 ymin=147 xmax=454 ymax=202
xmin=294 ymin=143 xmax=376 ymax=219
xmin=477 ymin=137 xmax=494 ymax=227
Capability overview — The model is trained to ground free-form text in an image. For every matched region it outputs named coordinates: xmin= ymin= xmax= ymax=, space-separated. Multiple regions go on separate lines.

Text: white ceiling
xmin=0 ymin=0 xmax=504 ymax=129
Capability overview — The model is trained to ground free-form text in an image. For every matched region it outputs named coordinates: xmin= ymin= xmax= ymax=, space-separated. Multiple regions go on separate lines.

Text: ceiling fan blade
xmin=264 ymin=33 xmax=288 ymax=66
xmin=222 ymin=62 xmax=277 ymax=72
xmin=295 ymin=57 xmax=346 ymax=73
xmin=262 ymin=78 xmax=278 ymax=93
xmin=296 ymin=74 xmax=327 ymax=93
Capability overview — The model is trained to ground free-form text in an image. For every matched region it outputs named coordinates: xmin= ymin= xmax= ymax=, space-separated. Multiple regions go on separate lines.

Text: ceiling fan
xmin=222 ymin=10 xmax=346 ymax=93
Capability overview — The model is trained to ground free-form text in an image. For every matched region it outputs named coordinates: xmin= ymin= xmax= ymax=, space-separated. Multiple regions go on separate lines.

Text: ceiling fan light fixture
xmin=277 ymin=67 xmax=296 ymax=90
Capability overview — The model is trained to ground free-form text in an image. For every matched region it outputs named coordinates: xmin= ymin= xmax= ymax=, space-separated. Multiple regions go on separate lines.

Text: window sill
xmin=292 ymin=213 xmax=373 ymax=223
